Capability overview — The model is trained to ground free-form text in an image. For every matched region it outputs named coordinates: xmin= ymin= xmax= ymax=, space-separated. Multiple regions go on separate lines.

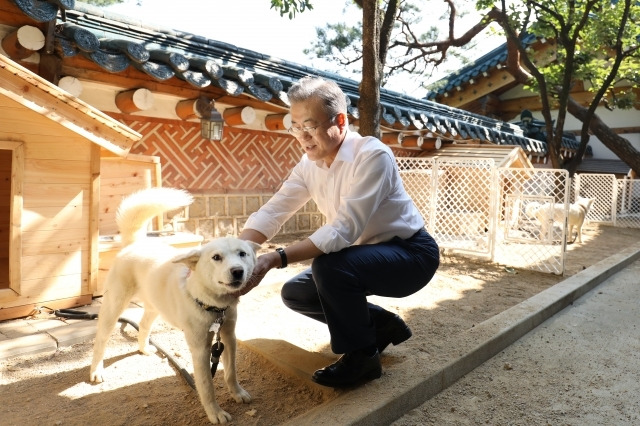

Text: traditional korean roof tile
xmin=576 ymin=158 xmax=632 ymax=176
xmin=10 ymin=0 xmax=552 ymax=156
xmin=424 ymin=34 xmax=593 ymax=154
xmin=424 ymin=34 xmax=537 ymax=100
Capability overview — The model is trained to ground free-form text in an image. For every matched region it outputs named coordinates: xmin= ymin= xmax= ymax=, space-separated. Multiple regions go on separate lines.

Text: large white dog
xmin=525 ymin=196 xmax=595 ymax=243
xmin=89 ymin=187 xmax=260 ymax=424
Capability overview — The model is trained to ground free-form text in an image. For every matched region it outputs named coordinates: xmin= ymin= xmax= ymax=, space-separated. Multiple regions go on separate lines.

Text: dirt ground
xmin=1 ymin=223 xmax=639 ymax=425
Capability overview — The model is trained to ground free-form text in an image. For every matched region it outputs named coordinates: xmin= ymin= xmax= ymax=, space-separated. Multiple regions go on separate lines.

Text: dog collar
xmin=194 ymin=298 xmax=228 ymax=313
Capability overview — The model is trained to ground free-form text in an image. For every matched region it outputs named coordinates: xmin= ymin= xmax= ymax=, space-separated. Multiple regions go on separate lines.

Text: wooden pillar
xmin=115 ymin=88 xmax=154 ymax=114
xmin=381 ymin=132 xmax=404 ymax=146
xmin=58 ymin=76 xmax=83 ymax=98
xmin=223 ymin=106 xmax=256 ymax=126
xmin=1 ymin=26 xmax=45 ymax=60
xmin=265 ymin=113 xmax=291 ymax=131
xmin=401 ymin=135 xmax=423 ymax=149
xmin=175 ymin=98 xmax=199 ymax=120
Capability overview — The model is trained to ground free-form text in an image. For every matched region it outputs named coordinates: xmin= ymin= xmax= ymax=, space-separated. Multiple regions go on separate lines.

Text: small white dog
xmin=89 ymin=187 xmax=261 ymax=424
xmin=525 ymin=196 xmax=595 ymax=243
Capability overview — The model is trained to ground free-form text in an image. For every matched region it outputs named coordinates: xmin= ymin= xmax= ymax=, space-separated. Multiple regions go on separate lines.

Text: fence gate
xmin=574 ymin=173 xmax=616 ymax=224
xmin=615 ymin=178 xmax=640 ymax=228
xmin=399 ymin=157 xmax=497 ymax=259
xmin=495 ymin=168 xmax=570 ymax=275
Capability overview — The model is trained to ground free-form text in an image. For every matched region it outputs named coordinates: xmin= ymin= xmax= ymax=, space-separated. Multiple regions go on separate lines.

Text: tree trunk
xmin=567 ymin=97 xmax=640 ymax=175
xmin=358 ymin=1 xmax=382 ymax=138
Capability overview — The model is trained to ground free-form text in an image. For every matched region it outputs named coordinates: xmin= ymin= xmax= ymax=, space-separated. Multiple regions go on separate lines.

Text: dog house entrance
xmin=0 ymin=149 xmax=11 ymax=289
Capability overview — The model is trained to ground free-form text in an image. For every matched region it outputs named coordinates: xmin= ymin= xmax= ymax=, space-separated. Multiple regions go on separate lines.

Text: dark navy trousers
xmin=281 ymin=228 xmax=440 ymax=354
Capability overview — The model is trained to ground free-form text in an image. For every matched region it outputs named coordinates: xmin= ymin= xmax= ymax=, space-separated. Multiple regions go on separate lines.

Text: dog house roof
xmin=0 ymin=53 xmax=140 ymax=155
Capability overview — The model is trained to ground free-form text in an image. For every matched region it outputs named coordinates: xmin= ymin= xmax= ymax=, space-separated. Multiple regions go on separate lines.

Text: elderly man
xmin=239 ymin=76 xmax=439 ymax=387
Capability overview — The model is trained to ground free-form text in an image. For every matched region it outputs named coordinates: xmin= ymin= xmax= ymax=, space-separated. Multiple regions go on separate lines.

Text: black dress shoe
xmin=376 ymin=314 xmax=412 ymax=354
xmin=312 ymin=350 xmax=382 ymax=387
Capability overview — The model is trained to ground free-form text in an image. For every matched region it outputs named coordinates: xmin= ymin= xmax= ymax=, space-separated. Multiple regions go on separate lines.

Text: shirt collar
xmin=314 ymin=131 xmax=358 ymax=168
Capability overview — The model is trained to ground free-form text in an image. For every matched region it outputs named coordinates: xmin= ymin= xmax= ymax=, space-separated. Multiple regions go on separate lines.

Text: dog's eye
xmin=238 ymin=251 xmax=247 ymax=257
xmin=212 ymin=254 xmax=222 ymax=261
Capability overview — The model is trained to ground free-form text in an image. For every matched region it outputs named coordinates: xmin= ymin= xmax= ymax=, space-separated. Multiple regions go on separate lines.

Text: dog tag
xmin=209 ymin=322 xmax=221 ymax=333
xmin=211 ymin=341 xmax=225 ymax=359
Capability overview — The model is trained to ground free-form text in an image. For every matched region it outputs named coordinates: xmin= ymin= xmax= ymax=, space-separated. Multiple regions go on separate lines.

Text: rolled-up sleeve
xmin=243 ymin=164 xmax=311 ymax=240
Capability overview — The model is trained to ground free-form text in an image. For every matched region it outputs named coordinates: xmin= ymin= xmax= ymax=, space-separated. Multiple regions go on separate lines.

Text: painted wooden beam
xmin=115 ymin=88 xmax=154 ymax=114
xmin=1 ymin=25 xmax=44 ymax=60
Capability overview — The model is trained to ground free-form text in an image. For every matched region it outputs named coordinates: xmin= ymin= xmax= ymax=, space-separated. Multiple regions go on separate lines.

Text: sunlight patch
xmin=59 ymin=356 xmax=176 ymax=399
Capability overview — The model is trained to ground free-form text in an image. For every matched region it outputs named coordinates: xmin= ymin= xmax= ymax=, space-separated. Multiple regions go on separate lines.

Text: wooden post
xmin=115 ymin=88 xmax=154 ymax=114
xmin=58 ymin=76 xmax=83 ymax=97
xmin=401 ymin=135 xmax=423 ymax=149
xmin=223 ymin=106 xmax=256 ymax=126
xmin=175 ymin=98 xmax=199 ymax=120
xmin=1 ymin=26 xmax=45 ymax=60
xmin=265 ymin=113 xmax=291 ymax=131
xmin=380 ymin=132 xmax=404 ymax=146
xmin=420 ymin=137 xmax=442 ymax=151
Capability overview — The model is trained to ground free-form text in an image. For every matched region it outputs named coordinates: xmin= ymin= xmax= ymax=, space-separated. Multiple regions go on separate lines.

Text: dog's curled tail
xmin=116 ymin=187 xmax=194 ymax=245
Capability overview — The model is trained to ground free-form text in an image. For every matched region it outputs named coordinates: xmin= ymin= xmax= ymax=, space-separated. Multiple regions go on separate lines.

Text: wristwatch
xmin=275 ymin=247 xmax=288 ymax=268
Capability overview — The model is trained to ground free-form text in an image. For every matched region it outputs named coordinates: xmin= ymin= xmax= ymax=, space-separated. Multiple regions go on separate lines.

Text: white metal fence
xmin=398 ymin=159 xmax=640 ymax=275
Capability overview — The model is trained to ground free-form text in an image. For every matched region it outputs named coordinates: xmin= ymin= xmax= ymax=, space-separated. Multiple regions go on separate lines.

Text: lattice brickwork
xmin=122 ymin=119 xmax=300 ymax=192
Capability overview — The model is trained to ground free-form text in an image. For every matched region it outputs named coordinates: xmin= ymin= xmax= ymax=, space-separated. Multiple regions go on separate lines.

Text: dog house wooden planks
xmin=0 ymin=54 xmax=140 ymax=320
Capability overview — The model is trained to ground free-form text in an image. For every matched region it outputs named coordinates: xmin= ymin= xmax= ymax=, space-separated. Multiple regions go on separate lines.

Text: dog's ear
xmin=245 ymin=241 xmax=262 ymax=255
xmin=172 ymin=248 xmax=202 ymax=270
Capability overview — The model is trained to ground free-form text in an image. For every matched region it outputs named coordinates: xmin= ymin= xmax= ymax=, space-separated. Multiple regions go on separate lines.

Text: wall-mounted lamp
xmin=196 ymin=96 xmax=225 ymax=141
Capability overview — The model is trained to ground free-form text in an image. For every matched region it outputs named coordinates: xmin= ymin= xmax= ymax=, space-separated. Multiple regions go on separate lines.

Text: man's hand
xmin=236 ymin=252 xmax=280 ymax=296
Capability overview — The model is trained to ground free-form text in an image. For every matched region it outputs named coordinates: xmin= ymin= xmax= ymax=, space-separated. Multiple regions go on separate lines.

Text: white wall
xmin=502 ymin=85 xmax=640 ymax=161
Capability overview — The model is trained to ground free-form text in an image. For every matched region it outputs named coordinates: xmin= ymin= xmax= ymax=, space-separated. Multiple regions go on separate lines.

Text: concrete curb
xmin=282 ymin=242 xmax=640 ymax=425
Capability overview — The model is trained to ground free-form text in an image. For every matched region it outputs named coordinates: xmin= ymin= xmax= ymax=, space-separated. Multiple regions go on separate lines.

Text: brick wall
xmin=118 ymin=116 xmax=417 ymax=242
xmin=174 ymin=193 xmax=324 ymax=242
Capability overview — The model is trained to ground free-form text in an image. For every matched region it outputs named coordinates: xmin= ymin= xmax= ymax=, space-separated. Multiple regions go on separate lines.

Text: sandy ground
xmin=1 ymin=223 xmax=639 ymax=425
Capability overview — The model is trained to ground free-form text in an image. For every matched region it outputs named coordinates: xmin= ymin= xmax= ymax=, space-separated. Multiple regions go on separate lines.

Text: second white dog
xmin=89 ymin=187 xmax=261 ymax=424
xmin=525 ymin=196 xmax=595 ymax=243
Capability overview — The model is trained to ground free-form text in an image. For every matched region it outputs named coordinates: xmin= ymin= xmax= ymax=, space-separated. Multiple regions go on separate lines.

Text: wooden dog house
xmin=0 ymin=54 xmax=143 ymax=320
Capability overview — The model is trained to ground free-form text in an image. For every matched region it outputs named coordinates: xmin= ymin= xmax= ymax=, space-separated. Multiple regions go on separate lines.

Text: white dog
xmin=525 ymin=196 xmax=595 ymax=243
xmin=89 ymin=187 xmax=261 ymax=424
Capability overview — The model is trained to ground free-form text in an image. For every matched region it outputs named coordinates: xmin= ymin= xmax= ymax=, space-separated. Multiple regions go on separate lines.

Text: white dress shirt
xmin=243 ymin=131 xmax=425 ymax=253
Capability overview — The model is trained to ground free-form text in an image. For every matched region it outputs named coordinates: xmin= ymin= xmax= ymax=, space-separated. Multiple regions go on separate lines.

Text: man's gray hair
xmin=287 ymin=76 xmax=348 ymax=119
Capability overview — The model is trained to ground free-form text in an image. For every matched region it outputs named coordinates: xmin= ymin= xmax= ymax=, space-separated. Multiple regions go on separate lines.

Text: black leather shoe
xmin=376 ymin=314 xmax=412 ymax=354
xmin=312 ymin=350 xmax=382 ymax=387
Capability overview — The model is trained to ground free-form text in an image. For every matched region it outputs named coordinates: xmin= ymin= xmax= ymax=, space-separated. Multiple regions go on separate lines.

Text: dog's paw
xmin=207 ymin=409 xmax=232 ymax=424
xmin=89 ymin=366 xmax=104 ymax=383
xmin=230 ymin=386 xmax=251 ymax=404
xmin=138 ymin=344 xmax=157 ymax=356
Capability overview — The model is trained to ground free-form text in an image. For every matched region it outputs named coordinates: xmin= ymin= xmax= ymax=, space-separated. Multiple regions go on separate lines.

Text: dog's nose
xmin=231 ymin=267 xmax=244 ymax=280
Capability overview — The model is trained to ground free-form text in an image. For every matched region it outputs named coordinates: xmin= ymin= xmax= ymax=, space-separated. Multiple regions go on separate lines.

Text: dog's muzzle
xmin=228 ymin=267 xmax=246 ymax=287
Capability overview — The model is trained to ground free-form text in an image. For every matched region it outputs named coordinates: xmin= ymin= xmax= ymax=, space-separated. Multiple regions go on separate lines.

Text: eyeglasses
xmin=287 ymin=116 xmax=336 ymax=137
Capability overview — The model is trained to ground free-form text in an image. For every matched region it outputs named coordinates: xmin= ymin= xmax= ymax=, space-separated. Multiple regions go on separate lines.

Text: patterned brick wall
xmin=117 ymin=117 xmax=419 ymax=241
xmin=121 ymin=118 xmax=300 ymax=192
xmin=120 ymin=117 xmax=322 ymax=240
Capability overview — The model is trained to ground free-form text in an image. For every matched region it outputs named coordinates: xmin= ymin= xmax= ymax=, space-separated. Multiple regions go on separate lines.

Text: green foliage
xmin=480 ymin=0 xmax=640 ymax=107
xmin=305 ymin=1 xmax=480 ymax=88
xmin=270 ymin=0 xmax=314 ymax=19
xmin=304 ymin=22 xmax=362 ymax=64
